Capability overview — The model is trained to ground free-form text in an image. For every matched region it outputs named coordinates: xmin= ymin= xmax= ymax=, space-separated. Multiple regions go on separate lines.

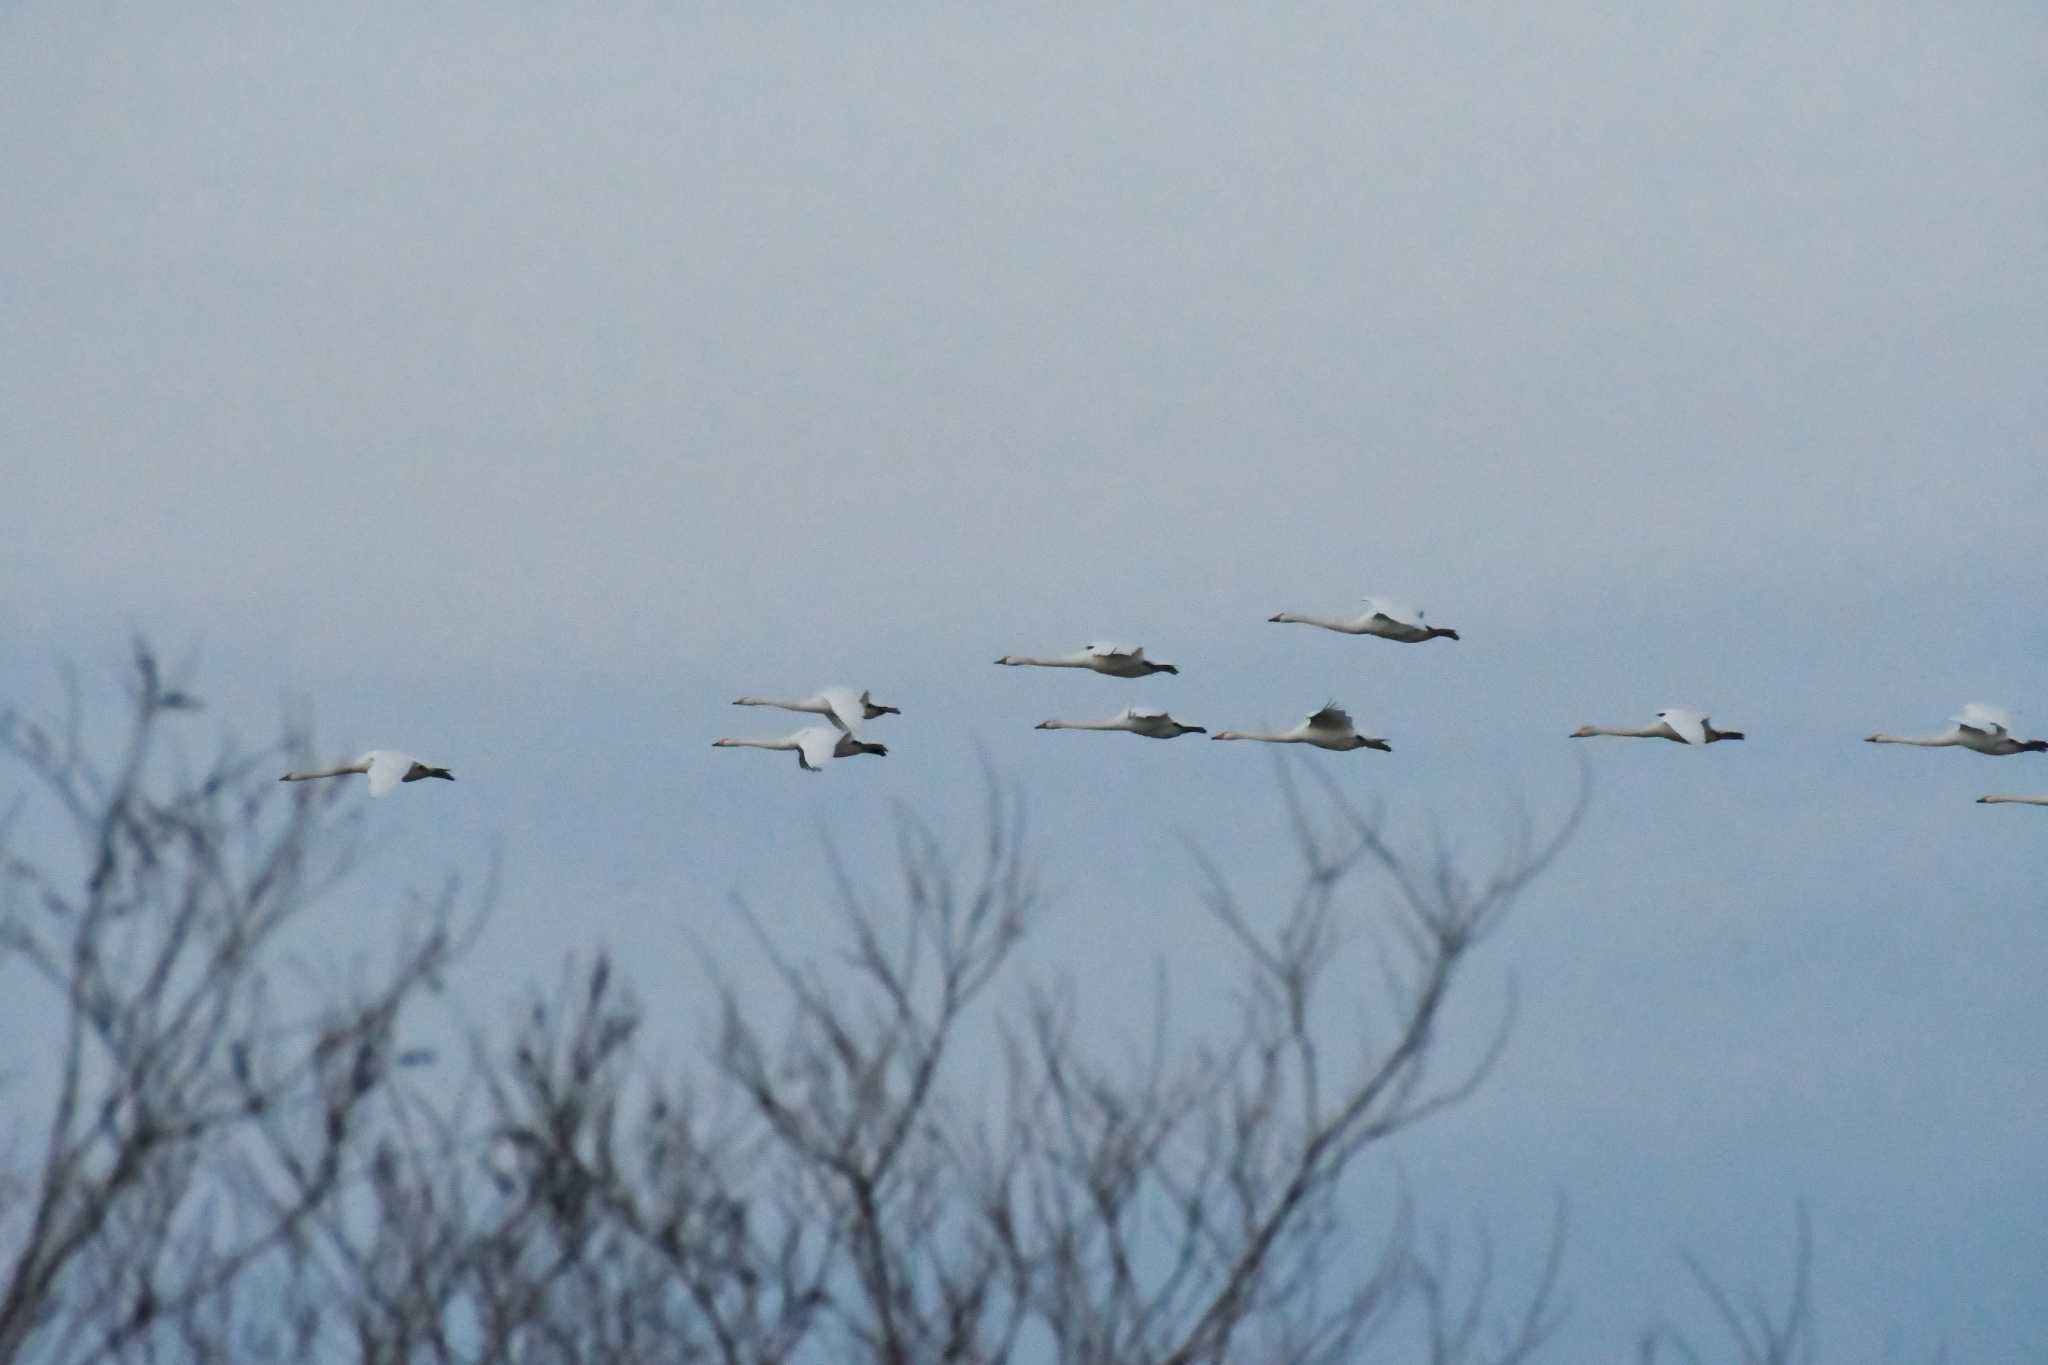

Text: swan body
xmin=1035 ymin=707 xmax=1205 ymax=739
xmin=994 ymin=642 xmax=1179 ymax=677
xmin=1211 ymin=703 xmax=1390 ymax=752
xmin=1268 ymin=597 xmax=1459 ymax=644
xmin=1866 ymin=704 xmax=2047 ymax=756
xmin=732 ymin=686 xmax=900 ymax=734
xmin=1570 ymin=708 xmax=1744 ymax=745
xmin=280 ymin=750 xmax=455 ymax=797
xmin=1977 ymin=795 xmax=2048 ymax=806
xmin=712 ymin=727 xmax=888 ymax=772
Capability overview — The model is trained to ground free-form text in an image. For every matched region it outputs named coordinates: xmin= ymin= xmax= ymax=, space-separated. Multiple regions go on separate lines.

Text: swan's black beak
xmin=1161 ymin=665 xmax=1180 ymax=675
xmin=1187 ymin=726 xmax=1207 ymax=734
xmin=876 ymin=705 xmax=901 ymax=716
xmin=428 ymin=768 xmax=455 ymax=781
xmin=1267 ymin=613 xmax=1284 ymax=622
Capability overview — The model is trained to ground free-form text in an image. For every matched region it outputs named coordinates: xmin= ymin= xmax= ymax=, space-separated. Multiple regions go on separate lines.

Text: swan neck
xmin=282 ymin=762 xmax=362 ymax=781
xmin=1272 ymin=612 xmax=1351 ymax=631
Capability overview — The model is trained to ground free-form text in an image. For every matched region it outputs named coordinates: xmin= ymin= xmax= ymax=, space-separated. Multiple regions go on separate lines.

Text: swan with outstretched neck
xmin=731 ymin=687 xmax=899 ymax=734
xmin=280 ymin=750 xmax=454 ymax=796
xmin=1977 ymin=795 xmax=2048 ymax=806
xmin=712 ymin=727 xmax=887 ymax=772
xmin=1570 ymin=709 xmax=1744 ymax=745
xmin=994 ymin=642 xmax=1178 ymax=678
xmin=1035 ymin=707 xmax=1204 ymax=739
xmin=1268 ymin=596 xmax=1459 ymax=643
xmin=1211 ymin=703 xmax=1389 ymax=752
xmin=1866 ymin=705 xmax=2046 ymax=756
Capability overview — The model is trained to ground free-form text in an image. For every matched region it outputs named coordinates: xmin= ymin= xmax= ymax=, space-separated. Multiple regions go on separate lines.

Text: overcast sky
xmin=5 ymin=3 xmax=2046 ymax=1358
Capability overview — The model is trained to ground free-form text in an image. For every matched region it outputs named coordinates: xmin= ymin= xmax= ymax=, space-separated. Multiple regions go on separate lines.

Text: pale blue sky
xmin=5 ymin=3 xmax=2046 ymax=1358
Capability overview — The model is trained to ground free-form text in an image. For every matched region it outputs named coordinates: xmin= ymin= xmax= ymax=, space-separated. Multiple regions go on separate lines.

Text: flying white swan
xmin=1977 ymin=795 xmax=2048 ymax=806
xmin=1866 ymin=704 xmax=2047 ymax=756
xmin=1211 ymin=702 xmax=1390 ymax=752
xmin=1267 ymin=597 xmax=1460 ymax=643
xmin=1034 ymin=707 xmax=1205 ymax=739
xmin=280 ymin=750 xmax=455 ymax=797
xmin=994 ymin=642 xmax=1179 ymax=677
xmin=1570 ymin=708 xmax=1744 ymax=745
xmin=731 ymin=686 xmax=900 ymax=734
xmin=712 ymin=726 xmax=888 ymax=772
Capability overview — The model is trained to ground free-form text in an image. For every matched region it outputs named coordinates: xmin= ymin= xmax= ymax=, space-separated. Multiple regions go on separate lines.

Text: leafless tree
xmin=1637 ymin=1209 xmax=1815 ymax=1365
xmin=473 ymin=766 xmax=1584 ymax=1364
xmin=0 ymin=642 xmax=461 ymax=1365
xmin=6 ymin=644 xmax=1845 ymax=1364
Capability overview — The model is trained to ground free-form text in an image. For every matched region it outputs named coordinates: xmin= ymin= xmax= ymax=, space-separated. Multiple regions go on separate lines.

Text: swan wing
xmin=1305 ymin=702 xmax=1356 ymax=734
xmin=1956 ymin=703 xmax=2013 ymax=737
xmin=1086 ymin=641 xmax=1142 ymax=660
xmin=362 ymin=750 xmax=412 ymax=797
xmin=1655 ymin=708 xmax=1709 ymax=745
xmin=1363 ymin=597 xmax=1422 ymax=627
xmin=794 ymin=728 xmax=840 ymax=772
xmin=817 ymin=686 xmax=864 ymax=735
xmin=1125 ymin=706 xmax=1170 ymax=720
